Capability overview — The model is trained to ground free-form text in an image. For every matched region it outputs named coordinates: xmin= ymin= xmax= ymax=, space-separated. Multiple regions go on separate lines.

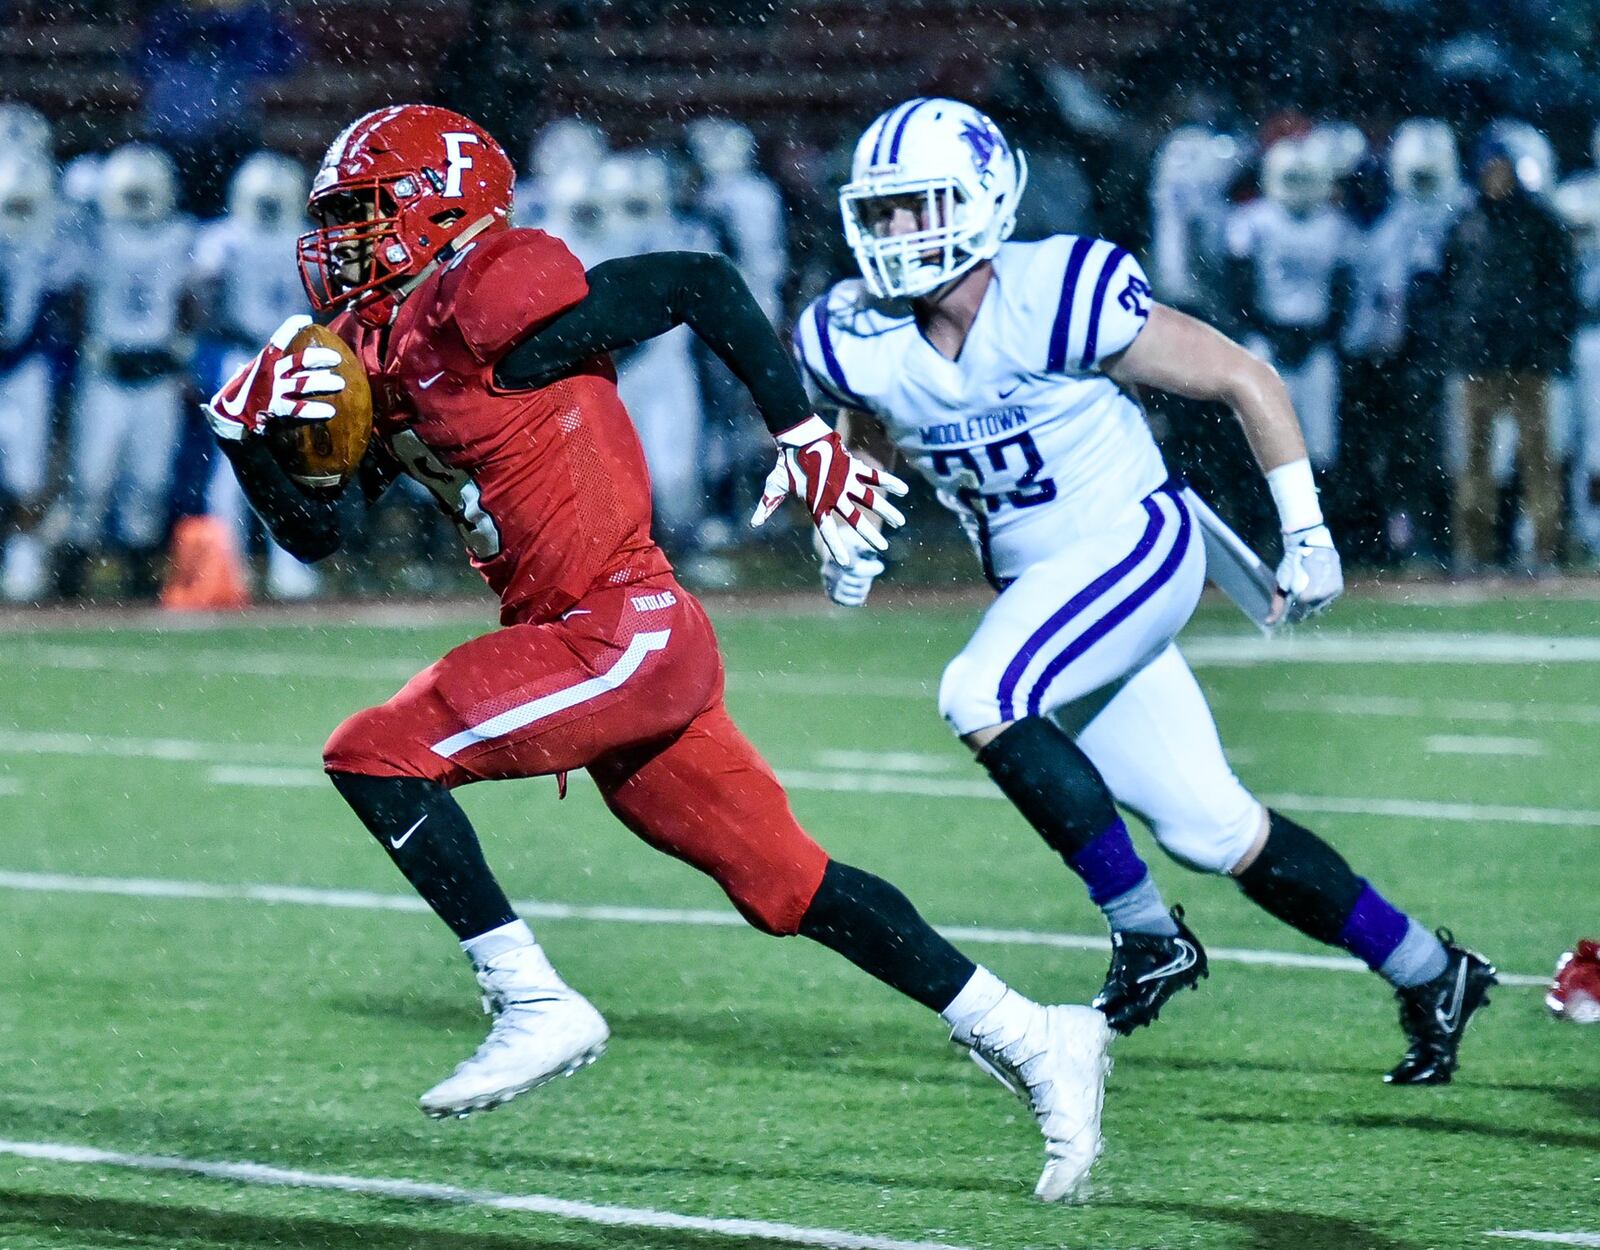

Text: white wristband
xmin=775 ymin=414 xmax=832 ymax=447
xmin=1266 ymin=458 xmax=1323 ymax=534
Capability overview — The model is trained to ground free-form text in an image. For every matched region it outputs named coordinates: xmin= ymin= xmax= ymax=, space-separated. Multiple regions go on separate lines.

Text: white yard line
xmin=1424 ymin=735 xmax=1547 ymax=757
xmin=198 ymin=756 xmax=1590 ymax=831
xmin=4 ymin=726 xmax=1595 ymax=830
xmin=0 ymin=869 xmax=1549 ymax=988
xmin=0 ymin=1138 xmax=971 ymax=1250
xmin=1486 ymin=1235 xmax=1600 ymax=1247
xmin=12 ymin=631 xmax=1600 ymax=702
xmin=1253 ymin=692 xmax=1600 ymax=728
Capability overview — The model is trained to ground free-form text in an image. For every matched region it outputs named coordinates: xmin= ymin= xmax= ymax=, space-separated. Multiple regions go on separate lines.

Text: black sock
xmin=798 ymin=861 xmax=976 ymax=1012
xmin=976 ymin=716 xmax=1123 ymax=860
xmin=1235 ymin=810 xmax=1364 ymax=945
xmin=328 ymin=771 xmax=517 ymax=941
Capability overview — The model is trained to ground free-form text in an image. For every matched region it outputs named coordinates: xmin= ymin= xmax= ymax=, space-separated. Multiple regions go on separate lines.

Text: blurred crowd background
xmin=2 ymin=0 xmax=1600 ymax=605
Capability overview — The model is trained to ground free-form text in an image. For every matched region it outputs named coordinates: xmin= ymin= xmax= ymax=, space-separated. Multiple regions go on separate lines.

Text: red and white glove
xmin=203 ymin=314 xmax=346 ymax=442
xmin=750 ymin=415 xmax=909 ymax=566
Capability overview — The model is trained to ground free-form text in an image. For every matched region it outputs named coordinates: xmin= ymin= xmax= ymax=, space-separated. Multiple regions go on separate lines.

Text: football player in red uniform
xmin=204 ymin=104 xmax=1113 ymax=1202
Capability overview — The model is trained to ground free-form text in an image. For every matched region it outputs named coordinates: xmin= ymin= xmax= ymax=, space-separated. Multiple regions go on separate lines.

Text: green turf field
xmin=0 ymin=590 xmax=1595 ymax=1250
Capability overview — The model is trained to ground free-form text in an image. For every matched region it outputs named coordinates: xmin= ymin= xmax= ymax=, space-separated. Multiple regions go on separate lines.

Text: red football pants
xmin=322 ymin=577 xmax=829 ymax=935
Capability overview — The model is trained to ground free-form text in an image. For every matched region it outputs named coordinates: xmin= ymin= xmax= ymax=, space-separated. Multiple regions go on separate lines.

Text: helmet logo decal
xmin=960 ymin=121 xmax=1000 ymax=174
xmin=442 ymin=132 xmax=480 ymax=198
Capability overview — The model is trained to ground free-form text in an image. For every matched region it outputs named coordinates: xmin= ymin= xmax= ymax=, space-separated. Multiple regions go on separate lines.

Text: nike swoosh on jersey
xmin=998 ymin=382 xmax=1022 ymax=399
xmin=418 ymin=370 xmax=446 ymax=389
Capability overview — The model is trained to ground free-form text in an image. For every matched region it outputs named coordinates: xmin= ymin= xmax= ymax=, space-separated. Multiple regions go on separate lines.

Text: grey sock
xmin=1379 ymin=919 xmax=1449 ymax=988
xmin=1102 ymin=874 xmax=1179 ymax=936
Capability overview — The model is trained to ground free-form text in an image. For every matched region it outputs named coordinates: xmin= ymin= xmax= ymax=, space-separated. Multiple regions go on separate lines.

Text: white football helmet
xmin=1306 ymin=121 xmax=1368 ymax=182
xmin=98 ymin=144 xmax=177 ymax=224
xmin=0 ymin=156 xmax=54 ymax=243
xmin=840 ymin=98 xmax=1028 ymax=299
xmin=228 ymin=151 xmax=308 ymax=231
xmin=530 ymin=118 xmax=606 ymax=182
xmin=0 ymin=103 xmax=51 ymax=159
xmin=1487 ymin=119 xmax=1555 ymax=194
xmin=1153 ymin=125 xmax=1245 ymax=195
xmin=1262 ymin=138 xmax=1332 ymax=215
xmin=1389 ymin=119 xmax=1461 ymax=204
xmin=686 ymin=117 xmax=756 ymax=179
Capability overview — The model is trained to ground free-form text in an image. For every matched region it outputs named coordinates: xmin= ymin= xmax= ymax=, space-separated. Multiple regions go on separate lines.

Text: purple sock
xmin=1067 ymin=819 xmax=1150 ymax=905
xmin=1338 ymin=881 xmax=1411 ymax=970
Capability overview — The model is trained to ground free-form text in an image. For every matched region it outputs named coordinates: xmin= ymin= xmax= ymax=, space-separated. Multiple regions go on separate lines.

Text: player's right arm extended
xmin=494 ymin=250 xmax=812 ymax=434
xmin=1104 ymin=302 xmax=1341 ymax=623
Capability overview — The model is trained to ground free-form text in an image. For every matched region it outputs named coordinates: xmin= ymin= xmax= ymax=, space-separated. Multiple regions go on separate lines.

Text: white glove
xmin=204 ymin=314 xmax=345 ymax=442
xmin=815 ymin=527 xmax=884 ymax=607
xmin=751 ymin=415 xmax=909 ymax=567
xmin=1273 ymin=524 xmax=1344 ymax=623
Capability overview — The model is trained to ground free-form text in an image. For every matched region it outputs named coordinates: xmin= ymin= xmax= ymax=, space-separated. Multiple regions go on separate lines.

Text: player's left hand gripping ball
xmin=750 ymin=415 xmax=909 ymax=566
xmin=204 ymin=313 xmax=346 ymax=441
xmin=1272 ymin=524 xmax=1344 ymax=624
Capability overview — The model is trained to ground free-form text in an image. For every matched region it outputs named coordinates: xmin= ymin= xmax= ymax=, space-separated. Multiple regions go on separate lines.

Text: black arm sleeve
xmin=218 ymin=438 xmax=344 ymax=563
xmin=493 ymin=251 xmax=811 ymax=436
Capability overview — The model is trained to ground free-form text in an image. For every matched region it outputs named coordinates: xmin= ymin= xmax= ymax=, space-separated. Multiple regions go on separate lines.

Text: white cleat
xmin=962 ymin=1000 xmax=1114 ymax=1203
xmin=419 ymin=967 xmax=609 ymax=1120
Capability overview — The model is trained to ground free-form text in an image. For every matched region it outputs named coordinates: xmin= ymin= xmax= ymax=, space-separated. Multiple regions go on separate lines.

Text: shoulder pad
xmin=442 ymin=228 xmax=589 ymax=363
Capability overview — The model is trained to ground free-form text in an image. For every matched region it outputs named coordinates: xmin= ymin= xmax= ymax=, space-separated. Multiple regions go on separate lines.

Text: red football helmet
xmin=297 ymin=104 xmax=514 ymax=320
xmin=1547 ymin=939 xmax=1600 ymax=1023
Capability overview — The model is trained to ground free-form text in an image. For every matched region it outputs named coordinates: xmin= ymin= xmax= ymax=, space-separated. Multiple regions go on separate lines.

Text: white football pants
xmin=939 ymin=482 xmax=1264 ymax=874
xmin=0 ymin=354 xmax=52 ymax=504
xmin=1573 ymin=325 xmax=1600 ymax=550
xmin=66 ymin=370 xmax=183 ymax=549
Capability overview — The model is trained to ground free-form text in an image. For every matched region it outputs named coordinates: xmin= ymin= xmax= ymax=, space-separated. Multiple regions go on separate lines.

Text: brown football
xmin=266 ymin=322 xmax=373 ymax=491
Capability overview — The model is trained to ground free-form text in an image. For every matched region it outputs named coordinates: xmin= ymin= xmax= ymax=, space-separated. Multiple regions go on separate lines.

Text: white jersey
xmin=1226 ymin=199 xmax=1354 ymax=329
xmin=192 ymin=216 xmax=306 ymax=344
xmin=81 ymin=216 xmax=195 ymax=353
xmin=0 ymin=229 xmax=61 ymax=357
xmin=1557 ymin=170 xmax=1600 ymax=319
xmin=795 ymin=236 xmax=1166 ymax=584
xmin=1149 ymin=172 xmax=1232 ymax=316
xmin=1342 ymin=195 xmax=1461 ymax=358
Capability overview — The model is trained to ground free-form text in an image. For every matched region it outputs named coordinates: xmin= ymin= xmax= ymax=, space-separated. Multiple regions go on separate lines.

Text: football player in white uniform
xmin=1554 ymin=122 xmax=1600 ymax=554
xmin=561 ymin=151 xmax=714 ymax=547
xmin=686 ymin=118 xmax=790 ymax=548
xmin=56 ymin=144 xmax=195 ymax=599
xmin=1340 ymin=120 xmax=1464 ymax=563
xmin=793 ymin=99 xmax=1494 ymax=1083
xmin=191 ymin=151 xmax=320 ymax=598
xmin=0 ymin=154 xmax=68 ymax=601
xmin=1226 ymin=137 xmax=1355 ymax=471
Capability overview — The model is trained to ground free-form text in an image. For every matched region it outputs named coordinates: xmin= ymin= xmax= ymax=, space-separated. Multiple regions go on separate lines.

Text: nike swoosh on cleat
xmin=1135 ymin=941 xmax=1198 ymax=985
xmin=390 ymin=814 xmax=427 ymax=850
xmin=1434 ymin=960 xmax=1469 ymax=1032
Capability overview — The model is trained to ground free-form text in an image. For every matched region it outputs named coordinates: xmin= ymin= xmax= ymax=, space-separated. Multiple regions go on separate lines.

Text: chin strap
xmin=356 ymin=214 xmax=504 ymax=327
xmin=394 ymin=214 xmax=501 ymax=303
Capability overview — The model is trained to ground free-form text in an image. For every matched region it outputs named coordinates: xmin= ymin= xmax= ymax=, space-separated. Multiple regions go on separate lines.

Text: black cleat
xmin=1384 ymin=932 xmax=1497 ymax=1085
xmin=1092 ymin=906 xmax=1209 ymax=1035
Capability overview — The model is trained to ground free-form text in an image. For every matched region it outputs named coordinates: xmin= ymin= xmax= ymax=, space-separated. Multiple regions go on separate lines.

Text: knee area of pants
xmin=724 ymin=865 xmax=822 ymax=937
xmin=1151 ymin=804 xmax=1264 ymax=875
xmin=937 ymin=653 xmax=999 ymax=736
xmin=323 ymin=706 xmax=403 ymax=774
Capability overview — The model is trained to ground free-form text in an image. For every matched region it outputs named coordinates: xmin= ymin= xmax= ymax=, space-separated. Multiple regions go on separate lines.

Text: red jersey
xmin=332 ymin=228 xmax=672 ymax=624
